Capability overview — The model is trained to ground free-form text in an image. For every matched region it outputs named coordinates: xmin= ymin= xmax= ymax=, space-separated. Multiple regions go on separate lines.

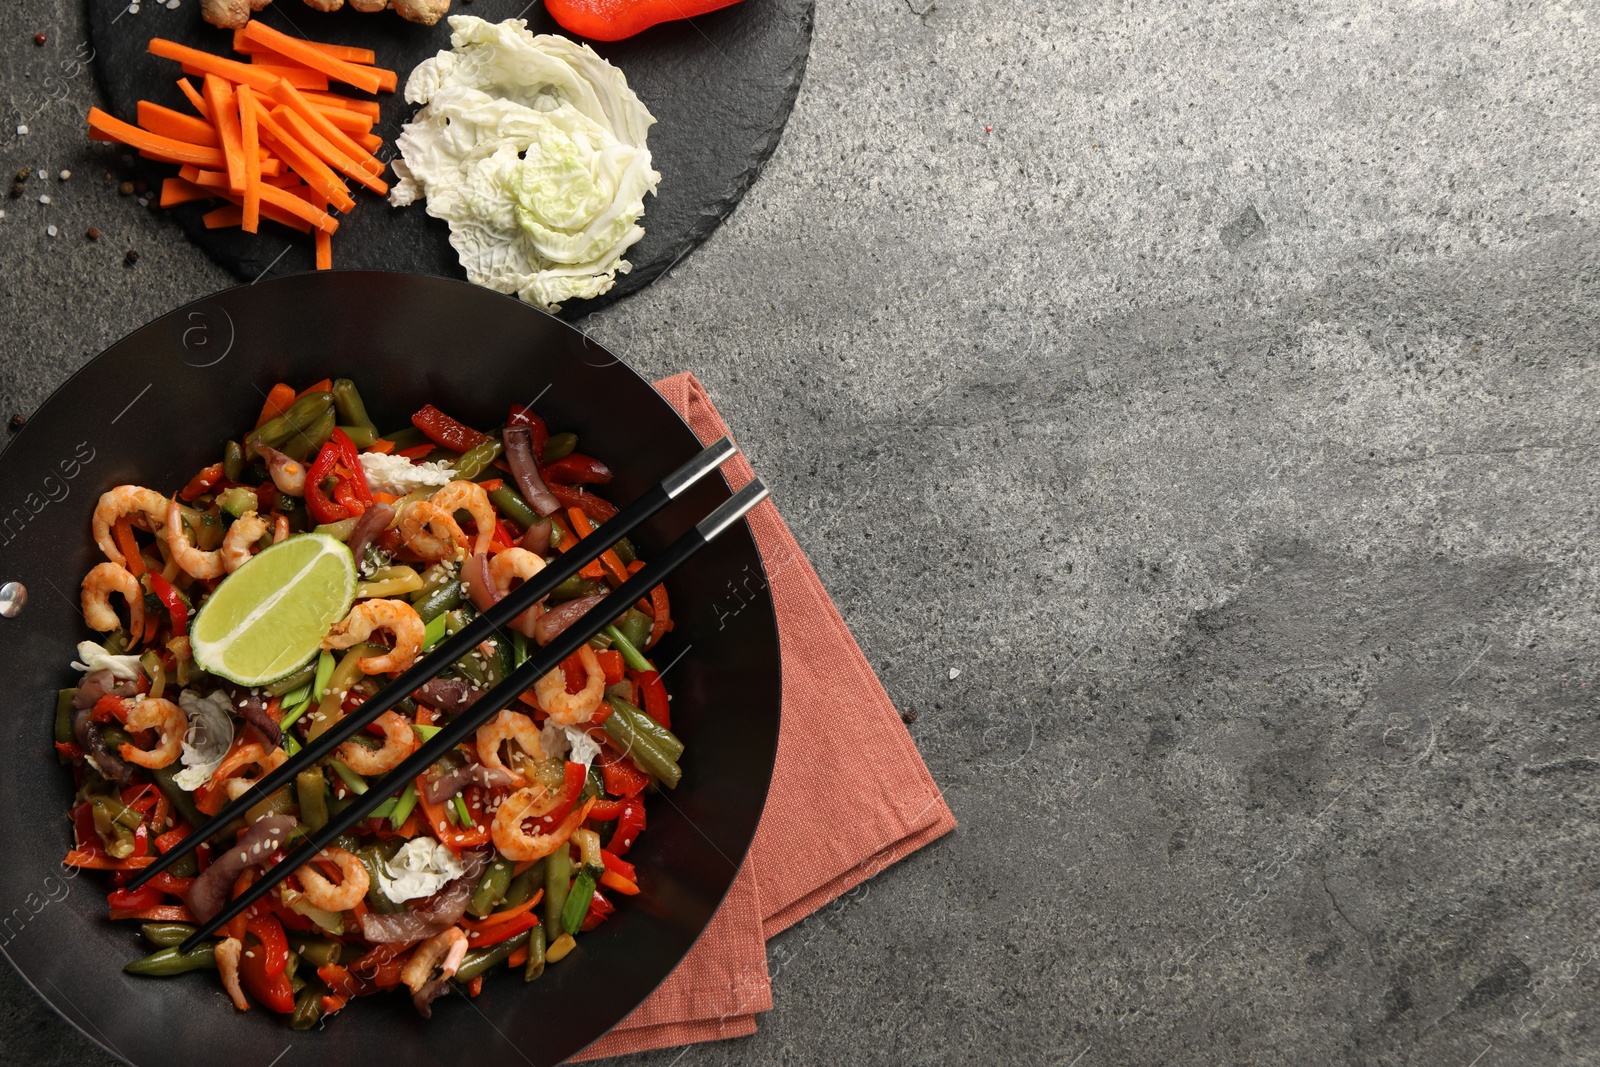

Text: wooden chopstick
xmin=179 ymin=477 xmax=770 ymax=952
xmin=130 ymin=437 xmax=738 ymax=891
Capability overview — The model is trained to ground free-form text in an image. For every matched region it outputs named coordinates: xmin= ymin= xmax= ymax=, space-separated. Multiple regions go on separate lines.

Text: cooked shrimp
xmin=534 ymin=644 xmax=606 ymax=726
xmin=81 ymin=562 xmax=145 ymax=635
xmin=221 ymin=746 xmax=288 ymax=801
xmin=118 ymin=697 xmax=187 ymax=769
xmin=215 ymin=936 xmax=249 ymax=1010
xmin=492 ymin=790 xmax=596 ymax=862
xmin=398 ymin=501 xmax=468 ymax=562
xmin=402 ymin=927 xmax=468 ymax=994
xmin=322 ymin=599 xmax=425 ymax=674
xmin=297 ymin=846 xmax=370 ymax=912
xmin=220 ymin=511 xmax=269 ymax=573
xmin=166 ymin=498 xmax=225 ymax=580
xmin=273 ymin=515 xmax=289 ymax=543
xmin=336 ymin=709 xmax=417 ymax=775
xmin=475 ymin=709 xmax=543 ymax=786
xmin=92 ymin=486 xmax=168 ymax=566
xmin=490 ymin=546 xmax=546 ymax=593
xmin=430 ymin=480 xmax=496 ymax=555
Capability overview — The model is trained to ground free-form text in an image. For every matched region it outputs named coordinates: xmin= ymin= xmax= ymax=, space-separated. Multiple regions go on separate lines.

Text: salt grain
xmin=15 ymin=125 xmax=27 ymax=136
xmin=46 ymin=225 xmax=56 ymax=237
xmin=948 ymin=667 xmax=961 ymax=680
xmin=37 ymin=194 xmax=50 ymax=204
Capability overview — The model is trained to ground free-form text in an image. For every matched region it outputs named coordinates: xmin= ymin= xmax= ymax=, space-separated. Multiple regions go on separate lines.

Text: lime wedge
xmin=190 ymin=533 xmax=356 ymax=687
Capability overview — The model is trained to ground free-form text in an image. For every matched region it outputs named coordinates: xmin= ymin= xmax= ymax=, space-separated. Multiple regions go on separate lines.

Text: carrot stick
xmin=202 ymin=76 xmax=246 ymax=193
xmin=178 ymin=60 xmax=327 ymax=92
xmin=86 ymin=107 xmax=227 ymax=168
xmin=137 ymin=101 xmax=219 ymax=146
xmin=202 ymin=203 xmax=244 ymax=229
xmin=176 ymin=77 xmax=208 ymax=116
xmin=236 ymin=85 xmax=262 ymax=233
xmin=315 ymin=229 xmax=332 ymax=270
xmin=301 ymin=92 xmax=382 ymax=121
xmin=182 ymin=167 xmax=335 ymax=233
xmin=256 ymin=383 xmax=295 ymax=427
xmin=112 ymin=519 xmax=145 ymax=577
xmin=241 ymin=22 xmax=386 ymax=95
xmin=245 ymin=96 xmax=356 ymax=212
xmin=159 ymin=177 xmax=213 ymax=207
xmin=150 ymin=38 xmax=317 ymax=94
xmin=306 ymin=103 xmax=374 ymax=134
xmin=261 ymin=173 xmax=304 ymax=189
xmin=275 ymin=106 xmax=387 ymax=194
xmin=232 ymin=29 xmax=376 ymax=65
xmin=268 ymin=79 xmax=382 ymax=178
xmin=297 ymin=378 xmax=333 ymax=397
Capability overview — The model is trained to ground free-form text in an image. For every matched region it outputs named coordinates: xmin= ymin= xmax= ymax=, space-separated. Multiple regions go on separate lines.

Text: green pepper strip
xmin=297 ymin=769 xmax=329 ymax=832
xmin=603 ymin=624 xmax=655 ymax=673
xmin=266 ymin=660 xmax=317 ymax=697
xmin=54 ymin=689 xmax=75 ymax=745
xmin=413 ymin=580 xmax=463 ymax=625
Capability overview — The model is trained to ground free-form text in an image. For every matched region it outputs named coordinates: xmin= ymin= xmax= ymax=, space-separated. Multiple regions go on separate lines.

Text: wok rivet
xmin=0 ymin=582 xmax=26 ymax=617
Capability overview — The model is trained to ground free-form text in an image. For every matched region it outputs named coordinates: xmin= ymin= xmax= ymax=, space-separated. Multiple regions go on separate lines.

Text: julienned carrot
xmin=301 ymin=92 xmax=382 ymax=121
xmin=245 ymin=96 xmax=356 ymax=212
xmin=234 ymin=64 xmax=330 ymax=92
xmin=202 ymin=76 xmax=246 ymax=194
xmin=269 ymin=79 xmax=381 ymax=178
xmin=261 ymin=173 xmax=304 ymax=189
xmin=232 ymin=29 xmax=377 ymax=66
xmin=276 ymin=106 xmax=386 ymax=195
xmin=241 ymin=22 xmax=388 ymax=95
xmin=86 ymin=107 xmax=226 ymax=168
xmin=160 ymin=177 xmax=212 ymax=208
xmin=181 ymin=166 xmax=335 ymax=234
xmin=256 ymin=383 xmax=295 ymax=427
xmin=176 ymin=59 xmax=328 ymax=92
xmin=237 ymin=85 xmax=263 ymax=233
xmin=177 ymin=77 xmax=209 ymax=117
xmin=306 ymin=102 xmax=374 ymax=134
xmin=137 ymin=101 xmax=218 ymax=147
xmin=297 ymin=378 xmax=333 ymax=397
xmin=203 ymin=203 xmax=244 ymax=229
xmin=150 ymin=38 xmax=310 ymax=95
xmin=315 ymin=229 xmax=332 ymax=271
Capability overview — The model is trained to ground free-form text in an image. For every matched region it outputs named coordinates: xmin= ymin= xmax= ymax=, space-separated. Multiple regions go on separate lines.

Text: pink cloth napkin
xmin=572 ymin=373 xmax=956 ymax=1060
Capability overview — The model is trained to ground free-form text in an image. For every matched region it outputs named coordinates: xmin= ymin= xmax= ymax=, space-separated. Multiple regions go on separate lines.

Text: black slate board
xmin=86 ymin=0 xmax=812 ymax=315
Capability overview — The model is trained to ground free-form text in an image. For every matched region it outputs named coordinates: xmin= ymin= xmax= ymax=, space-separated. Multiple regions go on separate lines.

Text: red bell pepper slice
xmin=606 ymin=797 xmax=646 ymax=856
xmin=596 ymin=741 xmax=649 ymax=799
xmin=145 ymin=571 xmax=189 ymax=634
xmin=239 ymin=929 xmax=296 ymax=1013
xmin=466 ymin=911 xmax=538 ymax=948
xmin=634 ymin=670 xmax=670 ymax=728
xmin=91 ymin=693 xmax=131 ymax=724
xmin=412 ymin=404 xmax=488 ymax=452
xmin=305 ymin=428 xmax=374 ymax=524
xmin=108 ymin=885 xmax=164 ymax=911
xmin=542 ymin=453 xmax=613 ymax=486
xmin=595 ymin=649 xmax=625 ymax=686
xmin=246 ymin=914 xmax=290 ymax=977
xmin=178 ymin=462 xmax=226 ymax=502
xmin=547 ymin=482 xmax=618 ymax=523
xmin=579 ymin=887 xmax=614 ymax=931
xmin=414 ymin=778 xmax=492 ymax=853
xmin=599 ymin=849 xmax=637 ymax=883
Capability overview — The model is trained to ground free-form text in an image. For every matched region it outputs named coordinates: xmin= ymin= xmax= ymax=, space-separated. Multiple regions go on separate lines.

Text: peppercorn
xmin=14 ymin=168 xmax=28 ymax=182
xmin=124 ymin=249 xmax=139 ymax=266
xmin=9 ymin=414 xmax=26 ymax=431
xmin=8 ymin=182 xmax=23 ymax=199
xmin=34 ymin=33 xmax=46 ymax=46
xmin=86 ymin=226 xmax=101 ymax=240
xmin=901 ymin=709 xmax=920 ymax=725
xmin=118 ymin=181 xmax=134 ymax=196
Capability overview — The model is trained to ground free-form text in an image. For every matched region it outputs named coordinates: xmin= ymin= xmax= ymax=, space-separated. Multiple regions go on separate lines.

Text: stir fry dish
xmin=58 ymin=378 xmax=680 ymax=1026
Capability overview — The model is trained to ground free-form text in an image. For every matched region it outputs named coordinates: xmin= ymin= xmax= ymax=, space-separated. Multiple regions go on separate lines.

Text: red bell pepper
xmin=547 ymin=482 xmax=618 ymax=523
xmin=634 ymin=670 xmax=670 ymax=728
xmin=108 ymin=885 xmax=164 ymax=911
xmin=239 ymin=918 xmax=296 ymax=1012
xmin=305 ymin=428 xmax=374 ymax=524
xmin=178 ymin=462 xmax=226 ymax=502
xmin=606 ymin=797 xmax=646 ymax=855
xmin=507 ymin=403 xmax=549 ymax=458
xmin=467 ymin=911 xmax=538 ymax=948
xmin=412 ymin=404 xmax=488 ymax=452
xmin=596 ymin=742 xmax=649 ymax=799
xmin=145 ymin=571 xmax=190 ymax=635
xmin=596 ymin=649 xmax=625 ymax=686
xmin=579 ymin=887 xmax=615 ymax=931
xmin=414 ymin=778 xmax=492 ymax=853
xmin=246 ymin=914 xmax=290 ymax=977
xmin=545 ymin=0 xmax=746 ymax=42
xmin=91 ymin=693 xmax=131 ymax=724
xmin=541 ymin=453 xmax=613 ymax=486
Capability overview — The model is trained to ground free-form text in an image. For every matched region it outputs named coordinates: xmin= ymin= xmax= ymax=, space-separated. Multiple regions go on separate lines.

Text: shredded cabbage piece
xmin=71 ymin=640 xmax=142 ymax=680
xmin=539 ymin=719 xmax=602 ymax=772
xmin=378 ymin=837 xmax=466 ymax=902
xmin=389 ymin=16 xmax=659 ymax=312
xmin=173 ymin=689 xmax=236 ymax=791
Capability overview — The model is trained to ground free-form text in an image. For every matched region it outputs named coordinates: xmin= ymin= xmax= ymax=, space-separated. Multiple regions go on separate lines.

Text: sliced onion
xmin=413 ymin=678 xmax=483 ymax=713
xmin=461 ymin=552 xmax=499 ymax=614
xmin=533 ymin=593 xmax=606 ymax=646
xmin=347 ymin=502 xmax=395 ymax=563
xmin=518 ymin=517 xmax=552 ymax=557
xmin=258 ymin=444 xmax=307 ymax=497
xmin=358 ymin=851 xmax=487 ymax=943
xmin=185 ymin=813 xmax=298 ymax=921
xmin=424 ymin=763 xmax=514 ymax=804
xmin=503 ymin=425 xmax=560 ymax=517
xmin=226 ymin=683 xmax=283 ymax=748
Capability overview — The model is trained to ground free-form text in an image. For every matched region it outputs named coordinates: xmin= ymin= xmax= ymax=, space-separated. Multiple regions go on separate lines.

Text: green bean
xmin=288 ymin=934 xmax=343 ymax=967
xmin=455 ymin=929 xmax=532 ymax=983
xmin=246 ymin=391 xmax=334 ymax=459
xmin=523 ymin=923 xmax=547 ymax=981
xmin=600 ymin=707 xmax=681 ymax=788
xmin=550 ymin=575 xmax=606 ymax=603
xmin=609 ymin=696 xmax=684 ymax=759
xmin=612 ymin=536 xmax=638 ymax=565
xmin=617 ymin=608 xmax=652 ymax=653
xmin=290 ymin=985 xmax=324 ymax=1030
xmin=604 ymin=625 xmax=655 ymax=673
xmin=411 ymin=579 xmax=462 ymax=624
xmin=469 ymin=858 xmax=514 ymax=918
xmin=331 ymin=379 xmax=376 ymax=436
xmin=266 ymin=660 xmax=317 ymax=698
xmin=297 ymin=768 xmax=328 ymax=832
xmin=125 ymin=944 xmax=216 ymax=975
xmin=223 ymin=439 xmax=245 ymax=483
xmin=487 ymin=486 xmax=539 ymax=529
xmin=314 ymin=518 xmax=357 ymax=541
xmin=281 ymin=406 xmax=337 ymax=462
xmin=337 ymin=424 xmax=378 ymax=448
xmin=245 ymin=785 xmax=296 ymax=825
xmin=560 ymin=865 xmax=600 ymax=937
xmin=542 ymin=432 xmax=578 ymax=464
xmin=380 ymin=425 xmax=428 ymax=450
xmin=544 ymin=846 xmax=571 ymax=939
xmin=141 ymin=922 xmax=197 ymax=948
xmin=501 ymin=860 xmax=544 ymax=910
xmin=54 ymin=689 xmax=75 ymax=745
xmin=453 ymin=437 xmax=503 ymax=480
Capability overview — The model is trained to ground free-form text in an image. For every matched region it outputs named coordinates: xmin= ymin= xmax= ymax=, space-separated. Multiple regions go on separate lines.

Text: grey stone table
xmin=2 ymin=1 xmax=1597 ymax=1064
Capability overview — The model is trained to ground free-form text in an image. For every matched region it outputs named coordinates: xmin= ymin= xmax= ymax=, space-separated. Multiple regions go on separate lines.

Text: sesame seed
xmin=58 ymin=169 xmax=70 ymax=181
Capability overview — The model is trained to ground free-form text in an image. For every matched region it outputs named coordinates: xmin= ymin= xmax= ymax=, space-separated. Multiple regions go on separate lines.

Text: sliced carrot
xmin=202 ymin=203 xmax=244 ymax=229
xmin=315 ymin=228 xmax=332 ymax=270
xmin=506 ymin=946 xmax=529 ymax=968
xmin=261 ymin=173 xmax=303 ymax=189
xmin=137 ymin=101 xmax=219 ymax=147
xmin=297 ymin=378 xmax=333 ymax=398
xmin=112 ymin=519 xmax=145 ymax=577
xmin=150 ymin=38 xmax=315 ymax=94
xmin=256 ymin=383 xmax=295 ymax=427
xmin=245 ymin=95 xmax=355 ymax=212
xmin=202 ymin=76 xmax=246 ymax=193
xmin=368 ymin=442 xmax=396 ymax=456
xmin=182 ymin=167 xmax=334 ymax=233
xmin=370 ymin=489 xmax=399 ymax=501
xmin=159 ymin=177 xmax=213 ymax=208
xmin=301 ymin=91 xmax=382 ymax=121
xmin=241 ymin=22 xmax=387 ymax=95
xmin=232 ymin=29 xmax=377 ymax=65
xmin=308 ymin=104 xmax=374 ymax=135
xmin=275 ymin=106 xmax=386 ymax=195
xmin=86 ymin=107 xmax=226 ymax=168
xmin=236 ymin=84 xmax=262 ymax=233
xmin=268 ymin=80 xmax=382 ymax=179
xmin=176 ymin=76 xmax=208 ymax=116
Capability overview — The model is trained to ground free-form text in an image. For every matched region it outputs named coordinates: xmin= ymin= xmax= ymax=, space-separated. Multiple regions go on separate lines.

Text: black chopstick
xmin=130 ymin=437 xmax=738 ymax=891
xmin=179 ymin=477 xmax=769 ymax=953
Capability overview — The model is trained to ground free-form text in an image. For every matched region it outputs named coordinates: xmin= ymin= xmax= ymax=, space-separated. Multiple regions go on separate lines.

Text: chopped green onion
xmin=511 ymin=630 xmax=528 ymax=668
xmin=412 ymin=723 xmax=442 ymax=742
xmin=367 ymin=797 xmax=397 ymax=820
xmin=560 ymin=866 xmax=601 ymax=936
xmin=388 ymin=781 xmax=419 ymax=829
xmin=282 ymin=733 xmax=301 ymax=757
xmin=277 ymin=682 xmax=312 ymax=708
xmin=452 ymin=794 xmax=474 ymax=827
xmin=329 ymin=760 xmax=367 ymax=795
xmin=421 ymin=612 xmax=448 ymax=652
xmin=312 ymin=649 xmax=336 ymax=703
xmin=603 ymin=624 xmax=654 ymax=673
xmin=278 ymin=695 xmax=313 ymax=732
